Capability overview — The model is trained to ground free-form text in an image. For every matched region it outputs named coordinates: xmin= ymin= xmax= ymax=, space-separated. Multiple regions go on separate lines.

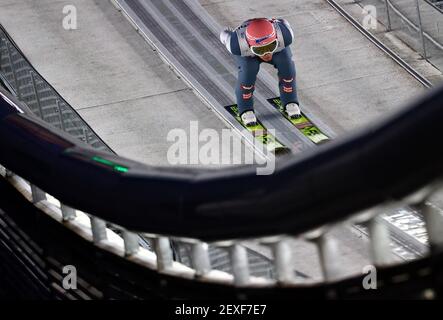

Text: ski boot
xmin=284 ymin=103 xmax=302 ymax=119
xmin=241 ymin=110 xmax=258 ymax=127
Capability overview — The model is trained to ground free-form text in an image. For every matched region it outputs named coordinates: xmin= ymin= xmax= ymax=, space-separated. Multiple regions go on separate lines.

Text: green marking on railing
xmin=92 ymin=156 xmax=129 ymax=173
xmin=114 ymin=166 xmax=129 ymax=173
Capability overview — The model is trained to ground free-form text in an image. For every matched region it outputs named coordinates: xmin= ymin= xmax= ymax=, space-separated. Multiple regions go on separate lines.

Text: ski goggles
xmin=250 ymin=39 xmax=278 ymax=56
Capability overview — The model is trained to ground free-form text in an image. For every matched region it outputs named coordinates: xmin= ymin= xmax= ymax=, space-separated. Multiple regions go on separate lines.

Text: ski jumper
xmin=221 ymin=18 xmax=299 ymax=115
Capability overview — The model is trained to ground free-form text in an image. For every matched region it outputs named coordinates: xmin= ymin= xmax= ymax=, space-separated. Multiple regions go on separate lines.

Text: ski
xmin=225 ymin=104 xmax=288 ymax=154
xmin=267 ymin=97 xmax=330 ymax=145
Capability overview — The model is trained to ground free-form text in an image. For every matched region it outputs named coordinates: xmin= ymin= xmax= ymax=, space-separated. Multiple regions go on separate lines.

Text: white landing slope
xmin=0 ymin=0 xmax=245 ymax=167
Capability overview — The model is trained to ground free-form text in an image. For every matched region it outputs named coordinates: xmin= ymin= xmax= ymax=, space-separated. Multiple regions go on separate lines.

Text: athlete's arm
xmin=219 ymin=28 xmax=242 ymax=56
xmin=276 ymin=19 xmax=294 ymax=46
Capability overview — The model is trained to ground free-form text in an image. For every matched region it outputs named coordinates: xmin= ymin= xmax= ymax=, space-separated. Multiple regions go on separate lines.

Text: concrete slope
xmin=0 ymin=0 xmax=244 ymax=166
xmin=200 ymin=0 xmax=425 ymax=135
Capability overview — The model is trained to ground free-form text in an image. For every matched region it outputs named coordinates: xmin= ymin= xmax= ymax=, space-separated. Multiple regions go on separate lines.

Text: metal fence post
xmin=0 ymin=37 xmax=4 ymax=70
xmin=271 ymin=239 xmax=295 ymax=283
xmin=191 ymin=242 xmax=211 ymax=276
xmin=229 ymin=244 xmax=250 ymax=286
xmin=30 ymin=184 xmax=47 ymax=203
xmin=91 ymin=217 xmax=107 ymax=243
xmin=314 ymin=233 xmax=341 ymax=282
xmin=415 ymin=0 xmax=428 ymax=59
xmin=153 ymin=237 xmax=173 ymax=271
xmin=122 ymin=231 xmax=139 ymax=256
xmin=367 ymin=216 xmax=393 ymax=266
xmin=5 ymin=169 xmax=13 ymax=179
xmin=5 ymin=42 xmax=20 ymax=98
xmin=418 ymin=202 xmax=443 ymax=248
xmin=30 ymin=71 xmax=44 ymax=119
xmin=385 ymin=0 xmax=392 ymax=31
xmin=61 ymin=203 xmax=76 ymax=221
xmin=83 ymin=128 xmax=90 ymax=144
xmin=56 ymin=100 xmax=66 ymax=131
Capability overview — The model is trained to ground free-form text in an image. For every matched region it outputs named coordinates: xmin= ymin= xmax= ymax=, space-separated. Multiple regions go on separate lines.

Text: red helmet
xmin=245 ymin=19 xmax=277 ymax=47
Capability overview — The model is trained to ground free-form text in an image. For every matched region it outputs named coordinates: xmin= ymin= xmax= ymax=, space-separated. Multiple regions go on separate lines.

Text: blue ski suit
xmin=220 ymin=19 xmax=299 ymax=115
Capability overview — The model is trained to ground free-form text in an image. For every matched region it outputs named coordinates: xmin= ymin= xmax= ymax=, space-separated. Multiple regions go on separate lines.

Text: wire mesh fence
xmin=0 ymin=26 xmax=112 ymax=152
xmin=356 ymin=0 xmax=443 ymax=70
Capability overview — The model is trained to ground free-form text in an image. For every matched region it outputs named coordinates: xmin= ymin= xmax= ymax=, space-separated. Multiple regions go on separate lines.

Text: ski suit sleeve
xmin=219 ymin=28 xmax=242 ymax=56
xmin=276 ymin=18 xmax=294 ymax=47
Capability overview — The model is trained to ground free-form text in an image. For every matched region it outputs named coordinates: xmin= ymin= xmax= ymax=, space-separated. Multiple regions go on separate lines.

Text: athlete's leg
xmin=271 ymin=47 xmax=299 ymax=107
xmin=235 ymin=56 xmax=260 ymax=115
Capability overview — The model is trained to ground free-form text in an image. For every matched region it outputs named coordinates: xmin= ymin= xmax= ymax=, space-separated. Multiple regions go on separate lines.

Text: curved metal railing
xmin=2 ymin=78 xmax=443 ymax=287
xmin=1 ymin=1 xmax=443 ymax=293
xmin=2 ymin=79 xmax=443 ymax=240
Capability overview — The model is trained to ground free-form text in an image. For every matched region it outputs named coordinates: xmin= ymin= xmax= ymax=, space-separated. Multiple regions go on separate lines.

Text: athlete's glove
xmin=219 ymin=27 xmax=233 ymax=45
